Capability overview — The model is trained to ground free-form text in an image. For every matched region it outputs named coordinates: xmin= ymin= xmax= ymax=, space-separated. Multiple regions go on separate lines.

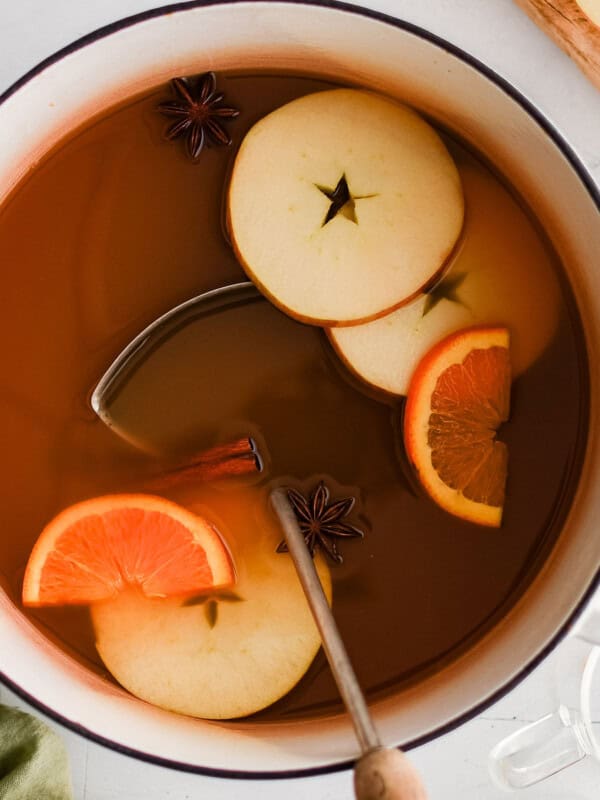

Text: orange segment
xmin=22 ymin=494 xmax=235 ymax=606
xmin=404 ymin=326 xmax=510 ymax=527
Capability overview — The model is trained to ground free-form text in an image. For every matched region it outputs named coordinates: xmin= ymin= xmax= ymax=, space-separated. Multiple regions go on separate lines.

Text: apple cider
xmin=0 ymin=73 xmax=588 ymax=721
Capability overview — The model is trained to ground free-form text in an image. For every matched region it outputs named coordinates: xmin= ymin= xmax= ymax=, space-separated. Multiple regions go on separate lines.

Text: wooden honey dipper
xmin=270 ymin=489 xmax=428 ymax=800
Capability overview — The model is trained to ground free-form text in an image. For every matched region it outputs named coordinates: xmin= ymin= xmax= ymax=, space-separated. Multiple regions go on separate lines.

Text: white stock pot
xmin=0 ymin=0 xmax=598 ymax=779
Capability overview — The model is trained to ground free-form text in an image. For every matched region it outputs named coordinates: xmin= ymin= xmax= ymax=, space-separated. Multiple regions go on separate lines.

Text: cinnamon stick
xmin=187 ymin=437 xmax=258 ymax=464
xmin=148 ymin=437 xmax=263 ymax=489
xmin=515 ymin=0 xmax=600 ymax=89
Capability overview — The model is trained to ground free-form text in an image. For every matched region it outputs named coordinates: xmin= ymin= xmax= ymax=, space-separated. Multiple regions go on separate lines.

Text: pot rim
xmin=0 ymin=0 xmax=598 ymax=781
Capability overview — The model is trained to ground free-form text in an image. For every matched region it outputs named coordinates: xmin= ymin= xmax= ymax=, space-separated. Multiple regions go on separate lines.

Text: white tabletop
xmin=1 ymin=1 xmax=599 ymax=797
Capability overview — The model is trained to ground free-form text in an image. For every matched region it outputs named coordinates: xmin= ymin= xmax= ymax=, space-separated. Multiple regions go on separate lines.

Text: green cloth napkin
xmin=0 ymin=704 xmax=73 ymax=799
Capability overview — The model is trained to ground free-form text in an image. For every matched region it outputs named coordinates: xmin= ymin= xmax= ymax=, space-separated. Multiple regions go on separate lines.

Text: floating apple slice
xmin=329 ymin=157 xmax=561 ymax=395
xmin=92 ymin=487 xmax=331 ymax=719
xmin=227 ymin=89 xmax=464 ymax=325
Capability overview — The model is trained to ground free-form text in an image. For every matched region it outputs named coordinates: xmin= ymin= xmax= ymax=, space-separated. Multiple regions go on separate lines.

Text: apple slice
xmin=92 ymin=486 xmax=331 ymax=719
xmin=227 ymin=89 xmax=464 ymax=326
xmin=329 ymin=158 xmax=561 ymax=395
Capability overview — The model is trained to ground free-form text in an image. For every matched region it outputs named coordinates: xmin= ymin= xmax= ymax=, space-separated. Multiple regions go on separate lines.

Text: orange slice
xmin=22 ymin=494 xmax=234 ymax=606
xmin=404 ymin=326 xmax=510 ymax=527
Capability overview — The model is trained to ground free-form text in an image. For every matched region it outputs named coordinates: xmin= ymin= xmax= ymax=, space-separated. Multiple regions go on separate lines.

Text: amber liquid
xmin=0 ymin=73 xmax=588 ymax=721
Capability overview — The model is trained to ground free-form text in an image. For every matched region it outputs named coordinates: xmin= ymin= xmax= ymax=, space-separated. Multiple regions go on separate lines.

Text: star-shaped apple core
xmin=315 ymin=174 xmax=376 ymax=226
xmin=422 ymin=272 xmax=467 ymax=317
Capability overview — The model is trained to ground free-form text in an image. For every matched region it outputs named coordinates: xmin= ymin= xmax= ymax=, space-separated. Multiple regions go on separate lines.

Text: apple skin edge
xmin=225 ymin=202 xmax=466 ymax=329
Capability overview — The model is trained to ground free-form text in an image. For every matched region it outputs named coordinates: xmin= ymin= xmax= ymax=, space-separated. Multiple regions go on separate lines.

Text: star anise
xmin=276 ymin=481 xmax=364 ymax=564
xmin=157 ymin=72 xmax=240 ymax=161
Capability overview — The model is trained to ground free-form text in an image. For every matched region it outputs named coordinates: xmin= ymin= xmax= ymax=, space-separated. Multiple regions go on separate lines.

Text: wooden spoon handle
xmin=270 ymin=490 xmax=428 ymax=800
xmin=270 ymin=488 xmax=380 ymax=752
